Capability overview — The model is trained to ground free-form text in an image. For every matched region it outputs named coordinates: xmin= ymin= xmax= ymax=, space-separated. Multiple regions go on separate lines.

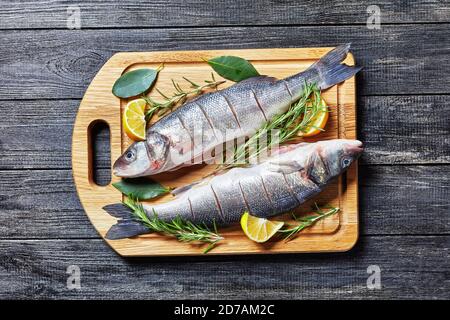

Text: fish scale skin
xmin=141 ymin=142 xmax=335 ymax=225
xmin=114 ymin=45 xmax=361 ymax=179
xmin=142 ymin=166 xmax=304 ymax=224
xmin=155 ymin=114 xmax=192 ymax=154
xmin=220 ymin=85 xmax=268 ymax=136
xmin=210 ymin=178 xmax=248 ymax=224
xmin=151 ymin=66 xmax=334 ymax=173
xmin=238 ymin=174 xmax=275 ymax=218
xmin=148 ymin=198 xmax=191 ymax=222
xmin=171 ymin=102 xmax=218 ymax=154
xmin=192 ymin=92 xmax=243 ymax=135
xmin=261 ymin=171 xmax=300 ymax=215
xmin=284 ymin=69 xmax=317 ymax=101
xmin=185 ymin=187 xmax=225 ymax=224
xmin=248 ymin=79 xmax=293 ymax=121
xmin=107 ymin=139 xmax=363 ymax=240
xmin=284 ymin=172 xmax=321 ymax=202
xmin=150 ymin=75 xmax=306 ymax=167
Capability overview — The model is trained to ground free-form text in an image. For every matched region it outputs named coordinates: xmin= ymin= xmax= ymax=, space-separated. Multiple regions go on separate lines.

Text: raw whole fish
xmin=113 ymin=44 xmax=361 ymax=177
xmin=105 ymin=139 xmax=363 ymax=239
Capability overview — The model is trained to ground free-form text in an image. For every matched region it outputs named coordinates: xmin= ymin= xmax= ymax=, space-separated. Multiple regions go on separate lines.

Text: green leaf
xmin=112 ymin=68 xmax=159 ymax=98
xmin=112 ymin=178 xmax=169 ymax=200
xmin=206 ymin=56 xmax=259 ymax=82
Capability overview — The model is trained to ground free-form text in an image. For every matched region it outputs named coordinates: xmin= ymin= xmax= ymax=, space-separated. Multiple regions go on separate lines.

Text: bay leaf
xmin=112 ymin=68 xmax=159 ymax=98
xmin=207 ymin=56 xmax=259 ymax=82
xmin=112 ymin=178 xmax=169 ymax=200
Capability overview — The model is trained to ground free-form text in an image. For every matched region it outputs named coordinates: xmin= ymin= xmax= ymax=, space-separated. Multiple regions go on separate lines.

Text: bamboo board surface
xmin=72 ymin=47 xmax=358 ymax=256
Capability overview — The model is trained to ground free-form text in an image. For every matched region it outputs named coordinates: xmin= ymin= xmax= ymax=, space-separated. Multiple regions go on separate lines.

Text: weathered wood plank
xmin=1 ymin=0 xmax=449 ymax=29
xmin=0 ymin=99 xmax=110 ymax=170
xmin=0 ymin=166 xmax=448 ymax=239
xmin=358 ymin=166 xmax=450 ymax=235
xmin=0 ymin=25 xmax=449 ymax=99
xmin=0 ymin=0 xmax=446 ymax=301
xmin=0 ymin=169 xmax=99 ymax=239
xmin=1 ymin=95 xmax=448 ymax=170
xmin=0 ymin=236 xmax=448 ymax=299
xmin=358 ymin=95 xmax=450 ymax=164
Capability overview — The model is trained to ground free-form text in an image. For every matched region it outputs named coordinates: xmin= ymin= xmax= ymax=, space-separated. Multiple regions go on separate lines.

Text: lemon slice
xmin=123 ymin=98 xmax=147 ymax=141
xmin=299 ymin=98 xmax=329 ymax=138
xmin=240 ymin=212 xmax=284 ymax=243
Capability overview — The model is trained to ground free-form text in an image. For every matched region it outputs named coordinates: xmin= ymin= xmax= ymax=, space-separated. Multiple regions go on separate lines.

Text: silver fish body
xmin=113 ymin=44 xmax=361 ymax=177
xmin=105 ymin=139 xmax=363 ymax=239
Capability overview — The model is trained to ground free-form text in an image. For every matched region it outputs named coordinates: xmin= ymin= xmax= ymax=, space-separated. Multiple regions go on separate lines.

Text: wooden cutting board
xmin=72 ymin=47 xmax=359 ymax=256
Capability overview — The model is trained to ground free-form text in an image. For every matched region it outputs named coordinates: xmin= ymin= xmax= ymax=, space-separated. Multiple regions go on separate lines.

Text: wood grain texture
xmin=0 ymin=236 xmax=448 ymax=299
xmin=358 ymin=166 xmax=450 ymax=235
xmin=1 ymin=0 xmax=449 ymax=29
xmin=0 ymin=99 xmax=110 ymax=170
xmin=1 ymin=95 xmax=448 ymax=170
xmin=71 ymin=48 xmax=357 ymax=256
xmin=1 ymin=24 xmax=450 ymax=100
xmin=358 ymin=95 xmax=450 ymax=165
xmin=1 ymin=166 xmax=448 ymax=239
xmin=1 ymin=0 xmax=448 ymax=299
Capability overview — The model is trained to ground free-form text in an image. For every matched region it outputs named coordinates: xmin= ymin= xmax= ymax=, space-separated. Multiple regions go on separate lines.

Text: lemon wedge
xmin=299 ymin=98 xmax=329 ymax=138
xmin=122 ymin=98 xmax=147 ymax=141
xmin=240 ymin=212 xmax=284 ymax=243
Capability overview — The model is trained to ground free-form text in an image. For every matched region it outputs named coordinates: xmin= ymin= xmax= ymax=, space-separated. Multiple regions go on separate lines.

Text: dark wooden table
xmin=0 ymin=1 xmax=448 ymax=300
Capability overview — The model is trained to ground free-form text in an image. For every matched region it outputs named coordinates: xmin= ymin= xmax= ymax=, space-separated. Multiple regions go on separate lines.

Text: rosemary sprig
xmin=219 ymin=81 xmax=325 ymax=170
xmin=278 ymin=204 xmax=340 ymax=241
xmin=143 ymin=73 xmax=225 ymax=121
xmin=123 ymin=196 xmax=223 ymax=254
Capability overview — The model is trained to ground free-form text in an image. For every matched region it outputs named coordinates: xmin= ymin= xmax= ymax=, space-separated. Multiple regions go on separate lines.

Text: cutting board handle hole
xmin=341 ymin=171 xmax=348 ymax=193
xmin=88 ymin=120 xmax=111 ymax=187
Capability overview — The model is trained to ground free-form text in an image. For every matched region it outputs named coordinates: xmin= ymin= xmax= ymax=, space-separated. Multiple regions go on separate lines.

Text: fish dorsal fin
xmin=237 ymin=75 xmax=277 ymax=86
xmin=171 ymin=176 xmax=213 ymax=197
xmin=171 ymin=182 xmax=199 ymax=196
xmin=266 ymin=159 xmax=304 ymax=174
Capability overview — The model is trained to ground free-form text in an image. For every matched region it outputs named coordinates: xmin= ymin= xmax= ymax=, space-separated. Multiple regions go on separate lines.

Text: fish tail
xmin=312 ymin=43 xmax=361 ymax=89
xmin=103 ymin=203 xmax=150 ymax=240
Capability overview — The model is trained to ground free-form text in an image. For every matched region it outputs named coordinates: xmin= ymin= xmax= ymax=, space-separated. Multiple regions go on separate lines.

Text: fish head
xmin=112 ymin=141 xmax=151 ymax=178
xmin=113 ymin=132 xmax=170 ymax=177
xmin=307 ymin=139 xmax=363 ymax=185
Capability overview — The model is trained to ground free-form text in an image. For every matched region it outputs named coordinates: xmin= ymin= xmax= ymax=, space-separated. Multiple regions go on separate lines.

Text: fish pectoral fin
xmin=266 ymin=159 xmax=303 ymax=174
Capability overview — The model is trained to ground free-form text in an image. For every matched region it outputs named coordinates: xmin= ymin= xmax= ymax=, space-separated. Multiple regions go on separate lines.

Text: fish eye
xmin=125 ymin=150 xmax=135 ymax=161
xmin=341 ymin=157 xmax=351 ymax=167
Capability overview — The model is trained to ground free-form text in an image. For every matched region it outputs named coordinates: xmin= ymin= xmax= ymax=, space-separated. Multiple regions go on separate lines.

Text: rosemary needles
xmin=143 ymin=73 xmax=225 ymax=121
xmin=278 ymin=204 xmax=340 ymax=241
xmin=219 ymin=81 xmax=325 ymax=171
xmin=120 ymin=197 xmax=338 ymax=252
xmin=123 ymin=197 xmax=223 ymax=254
